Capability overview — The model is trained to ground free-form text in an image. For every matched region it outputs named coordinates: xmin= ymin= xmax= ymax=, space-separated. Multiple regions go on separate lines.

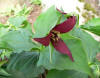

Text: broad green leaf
xmin=47 ymin=70 xmax=88 ymax=78
xmin=80 ymin=18 xmax=100 ymax=36
xmin=5 ymin=52 xmax=44 ymax=78
xmin=37 ymin=38 xmax=91 ymax=75
xmin=0 ymin=21 xmax=38 ymax=52
xmin=0 ymin=68 xmax=10 ymax=77
xmin=33 ymin=6 xmax=60 ymax=38
xmin=8 ymin=16 xmax=26 ymax=27
xmin=0 ymin=26 xmax=9 ymax=38
xmin=61 ymin=33 xmax=76 ymax=40
xmin=0 ymin=26 xmax=9 ymax=49
xmin=0 ymin=29 xmax=36 ymax=52
xmin=70 ymin=28 xmax=100 ymax=62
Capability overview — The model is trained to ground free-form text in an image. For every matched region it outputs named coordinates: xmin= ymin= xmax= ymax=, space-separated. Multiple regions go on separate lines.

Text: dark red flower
xmin=33 ymin=10 xmax=76 ymax=61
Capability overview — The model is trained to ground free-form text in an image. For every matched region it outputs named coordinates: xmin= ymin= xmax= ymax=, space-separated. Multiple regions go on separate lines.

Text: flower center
xmin=50 ymin=30 xmax=60 ymax=42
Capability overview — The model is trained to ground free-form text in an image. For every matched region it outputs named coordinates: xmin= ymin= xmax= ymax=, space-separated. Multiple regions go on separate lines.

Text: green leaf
xmin=37 ymin=37 xmax=91 ymax=75
xmin=0 ymin=29 xmax=36 ymax=52
xmin=61 ymin=33 xmax=76 ymax=40
xmin=47 ymin=70 xmax=88 ymax=78
xmin=8 ymin=16 xmax=26 ymax=27
xmin=70 ymin=28 xmax=100 ymax=62
xmin=22 ymin=21 xmax=33 ymax=36
xmin=33 ymin=6 xmax=60 ymax=38
xmin=0 ymin=26 xmax=9 ymax=49
xmin=0 ymin=26 xmax=9 ymax=38
xmin=0 ymin=21 xmax=38 ymax=52
xmin=5 ymin=52 xmax=44 ymax=78
xmin=0 ymin=68 xmax=10 ymax=77
xmin=80 ymin=18 xmax=100 ymax=36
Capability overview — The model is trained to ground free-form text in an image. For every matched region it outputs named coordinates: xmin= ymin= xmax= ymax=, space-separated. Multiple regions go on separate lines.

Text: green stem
xmin=49 ymin=43 xmax=53 ymax=63
xmin=49 ymin=44 xmax=52 ymax=63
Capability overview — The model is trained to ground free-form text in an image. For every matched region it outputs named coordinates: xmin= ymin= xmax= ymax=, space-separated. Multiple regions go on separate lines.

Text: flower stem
xmin=49 ymin=44 xmax=52 ymax=63
xmin=49 ymin=43 xmax=53 ymax=63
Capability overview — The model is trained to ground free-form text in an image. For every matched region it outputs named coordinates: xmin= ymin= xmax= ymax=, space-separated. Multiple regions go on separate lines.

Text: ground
xmin=0 ymin=0 xmax=42 ymax=24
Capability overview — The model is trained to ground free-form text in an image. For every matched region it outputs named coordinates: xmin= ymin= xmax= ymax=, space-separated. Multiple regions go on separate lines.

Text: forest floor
xmin=0 ymin=0 xmax=42 ymax=24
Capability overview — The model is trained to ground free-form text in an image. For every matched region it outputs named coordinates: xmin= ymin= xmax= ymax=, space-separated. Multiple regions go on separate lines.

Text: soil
xmin=27 ymin=4 xmax=42 ymax=33
xmin=0 ymin=0 xmax=42 ymax=25
xmin=0 ymin=16 xmax=9 ymax=24
xmin=27 ymin=5 xmax=42 ymax=25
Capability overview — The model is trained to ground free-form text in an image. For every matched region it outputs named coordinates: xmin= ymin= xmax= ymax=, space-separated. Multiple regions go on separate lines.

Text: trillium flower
xmin=33 ymin=10 xmax=76 ymax=61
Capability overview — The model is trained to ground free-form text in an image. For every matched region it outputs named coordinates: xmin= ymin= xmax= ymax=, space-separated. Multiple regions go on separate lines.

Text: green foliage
xmin=0 ymin=5 xmax=100 ymax=78
xmin=0 ymin=50 xmax=11 ymax=60
xmin=47 ymin=70 xmax=88 ymax=78
xmin=81 ymin=18 xmax=100 ymax=36
xmin=15 ymin=4 xmax=32 ymax=16
xmin=69 ymin=28 xmax=100 ymax=62
xmin=0 ymin=18 xmax=37 ymax=52
xmin=37 ymin=37 xmax=91 ymax=75
xmin=8 ymin=16 xmax=26 ymax=27
xmin=1 ymin=30 xmax=35 ymax=52
xmin=33 ymin=6 xmax=61 ymax=38
xmin=0 ymin=68 xmax=10 ymax=77
xmin=0 ymin=52 xmax=44 ymax=78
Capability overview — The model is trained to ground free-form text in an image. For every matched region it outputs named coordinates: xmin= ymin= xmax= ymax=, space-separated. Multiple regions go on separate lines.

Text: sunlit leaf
xmin=33 ymin=6 xmax=61 ymax=38
xmin=81 ymin=18 xmax=100 ymax=36
xmin=70 ymin=28 xmax=100 ymax=62
xmin=8 ymin=16 xmax=26 ymax=27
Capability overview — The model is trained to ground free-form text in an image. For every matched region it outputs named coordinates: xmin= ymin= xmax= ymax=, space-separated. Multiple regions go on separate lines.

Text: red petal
xmin=33 ymin=34 xmax=51 ymax=46
xmin=51 ymin=39 xmax=74 ymax=61
xmin=53 ymin=16 xmax=76 ymax=33
xmin=56 ymin=8 xmax=67 ymax=14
